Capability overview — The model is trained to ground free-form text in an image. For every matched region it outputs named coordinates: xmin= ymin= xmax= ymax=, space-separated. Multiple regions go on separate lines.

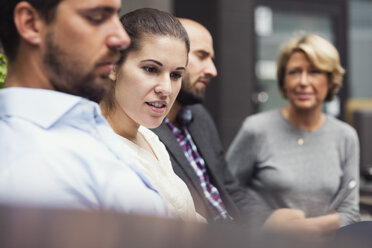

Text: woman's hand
xmin=262 ymin=208 xmax=307 ymax=233
xmin=262 ymin=208 xmax=340 ymax=240
xmin=304 ymin=211 xmax=340 ymax=240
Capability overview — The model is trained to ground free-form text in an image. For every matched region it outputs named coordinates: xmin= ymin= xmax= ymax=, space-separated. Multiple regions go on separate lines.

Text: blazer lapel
xmin=188 ymin=121 xmax=221 ymax=181
xmin=187 ymin=117 xmax=240 ymax=217
xmin=153 ymin=123 xmax=206 ymax=200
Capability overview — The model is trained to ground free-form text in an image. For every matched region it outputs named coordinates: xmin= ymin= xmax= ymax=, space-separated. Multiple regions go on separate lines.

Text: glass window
xmin=349 ymin=0 xmax=372 ymax=98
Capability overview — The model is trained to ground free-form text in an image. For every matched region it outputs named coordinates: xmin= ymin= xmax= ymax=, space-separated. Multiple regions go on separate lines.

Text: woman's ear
xmin=109 ymin=65 xmax=117 ymax=81
xmin=14 ymin=2 xmax=45 ymax=45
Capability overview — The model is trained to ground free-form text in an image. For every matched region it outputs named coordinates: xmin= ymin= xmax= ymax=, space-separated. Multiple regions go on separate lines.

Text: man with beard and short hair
xmin=0 ymin=0 xmax=168 ymax=216
xmin=152 ymin=18 xmax=251 ymax=224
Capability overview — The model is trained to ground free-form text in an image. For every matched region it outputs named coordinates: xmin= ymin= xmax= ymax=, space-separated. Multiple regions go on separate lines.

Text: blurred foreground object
xmin=0 ymin=205 xmax=252 ymax=248
xmin=3 ymin=204 xmax=366 ymax=248
xmin=332 ymin=221 xmax=372 ymax=248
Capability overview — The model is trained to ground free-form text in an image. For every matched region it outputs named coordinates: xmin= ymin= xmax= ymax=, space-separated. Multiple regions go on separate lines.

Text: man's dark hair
xmin=0 ymin=0 xmax=62 ymax=61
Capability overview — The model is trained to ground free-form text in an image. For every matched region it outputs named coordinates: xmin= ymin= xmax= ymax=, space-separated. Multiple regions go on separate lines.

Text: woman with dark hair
xmin=227 ymin=34 xmax=359 ymax=237
xmin=100 ymin=8 xmax=203 ymax=221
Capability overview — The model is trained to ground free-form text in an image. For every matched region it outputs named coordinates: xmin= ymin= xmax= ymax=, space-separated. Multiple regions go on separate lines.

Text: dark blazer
xmin=153 ymin=104 xmax=251 ymax=222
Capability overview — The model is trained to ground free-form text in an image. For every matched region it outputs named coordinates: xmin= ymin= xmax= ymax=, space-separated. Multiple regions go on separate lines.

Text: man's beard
xmin=176 ymin=73 xmax=206 ymax=106
xmin=42 ymin=32 xmax=110 ymax=103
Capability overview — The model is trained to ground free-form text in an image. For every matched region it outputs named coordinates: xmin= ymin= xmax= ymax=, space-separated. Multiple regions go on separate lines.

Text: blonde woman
xmin=227 ymin=34 xmax=359 ymax=236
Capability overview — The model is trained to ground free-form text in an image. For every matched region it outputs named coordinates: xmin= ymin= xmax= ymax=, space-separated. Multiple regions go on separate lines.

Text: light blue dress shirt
xmin=0 ymin=87 xmax=168 ymax=216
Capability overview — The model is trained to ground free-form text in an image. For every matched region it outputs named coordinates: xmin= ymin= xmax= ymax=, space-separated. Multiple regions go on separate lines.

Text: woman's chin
xmin=289 ymin=100 xmax=321 ymax=111
xmin=142 ymin=119 xmax=163 ymax=129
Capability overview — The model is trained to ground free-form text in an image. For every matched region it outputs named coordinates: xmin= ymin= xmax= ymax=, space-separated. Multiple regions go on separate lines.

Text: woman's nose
xmin=155 ymin=77 xmax=172 ymax=96
xmin=299 ymin=72 xmax=309 ymax=85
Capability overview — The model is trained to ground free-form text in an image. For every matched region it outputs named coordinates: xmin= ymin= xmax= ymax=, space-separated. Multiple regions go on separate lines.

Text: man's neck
xmin=5 ymin=44 xmax=52 ymax=89
xmin=166 ymin=101 xmax=183 ymax=124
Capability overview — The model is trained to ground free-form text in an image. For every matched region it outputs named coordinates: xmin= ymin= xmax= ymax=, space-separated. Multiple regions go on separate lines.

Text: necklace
xmin=295 ymin=129 xmax=312 ymax=146
xmin=294 ymin=116 xmax=327 ymax=146
xmin=281 ymin=108 xmax=325 ymax=146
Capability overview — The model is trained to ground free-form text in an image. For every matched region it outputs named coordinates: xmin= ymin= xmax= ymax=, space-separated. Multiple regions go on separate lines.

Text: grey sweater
xmin=227 ymin=109 xmax=360 ymax=226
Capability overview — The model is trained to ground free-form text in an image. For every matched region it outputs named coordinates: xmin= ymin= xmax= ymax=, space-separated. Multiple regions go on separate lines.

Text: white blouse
xmin=117 ymin=126 xmax=203 ymax=221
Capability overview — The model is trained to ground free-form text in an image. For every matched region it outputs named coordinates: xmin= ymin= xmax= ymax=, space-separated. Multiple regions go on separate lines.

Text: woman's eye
xmin=170 ymin=72 xmax=182 ymax=79
xmin=287 ymin=69 xmax=300 ymax=75
xmin=143 ymin=67 xmax=158 ymax=73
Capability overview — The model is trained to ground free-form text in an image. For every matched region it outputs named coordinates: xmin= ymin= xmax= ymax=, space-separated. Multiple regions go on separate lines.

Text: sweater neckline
xmin=276 ymin=109 xmax=328 ymax=146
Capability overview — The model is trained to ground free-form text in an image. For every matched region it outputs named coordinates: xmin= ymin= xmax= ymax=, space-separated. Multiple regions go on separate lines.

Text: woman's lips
xmin=296 ymin=92 xmax=313 ymax=100
xmin=146 ymin=101 xmax=167 ymax=114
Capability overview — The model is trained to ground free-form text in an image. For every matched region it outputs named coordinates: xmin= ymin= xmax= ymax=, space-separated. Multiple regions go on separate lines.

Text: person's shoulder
xmin=189 ymin=104 xmax=210 ymax=116
xmin=0 ymin=118 xmax=106 ymax=166
xmin=241 ymin=109 xmax=279 ymax=130
xmin=0 ymin=117 xmax=47 ymax=153
xmin=326 ymin=115 xmax=356 ymax=132
xmin=325 ymin=115 xmax=358 ymax=139
xmin=188 ymin=104 xmax=216 ymax=127
xmin=0 ymin=125 xmax=68 ymax=168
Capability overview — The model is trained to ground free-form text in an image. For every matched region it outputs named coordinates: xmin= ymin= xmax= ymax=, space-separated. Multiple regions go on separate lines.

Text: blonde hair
xmin=277 ymin=34 xmax=345 ymax=101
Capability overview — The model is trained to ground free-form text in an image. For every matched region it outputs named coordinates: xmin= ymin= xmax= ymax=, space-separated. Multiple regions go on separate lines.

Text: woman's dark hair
xmin=101 ymin=8 xmax=190 ymax=113
xmin=0 ymin=0 xmax=61 ymax=61
xmin=118 ymin=8 xmax=190 ymax=65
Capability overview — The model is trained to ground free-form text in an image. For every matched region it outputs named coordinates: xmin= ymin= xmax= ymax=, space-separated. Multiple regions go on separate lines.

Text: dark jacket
xmin=153 ymin=104 xmax=251 ymax=222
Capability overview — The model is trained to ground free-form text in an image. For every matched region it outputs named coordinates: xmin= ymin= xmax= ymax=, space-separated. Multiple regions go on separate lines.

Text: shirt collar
xmin=176 ymin=107 xmax=193 ymax=126
xmin=164 ymin=107 xmax=193 ymax=137
xmin=164 ymin=117 xmax=181 ymax=134
xmin=0 ymin=87 xmax=99 ymax=129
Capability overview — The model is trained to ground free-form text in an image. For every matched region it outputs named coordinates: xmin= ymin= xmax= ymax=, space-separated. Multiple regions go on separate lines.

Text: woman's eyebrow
xmin=140 ymin=59 xmax=163 ymax=66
